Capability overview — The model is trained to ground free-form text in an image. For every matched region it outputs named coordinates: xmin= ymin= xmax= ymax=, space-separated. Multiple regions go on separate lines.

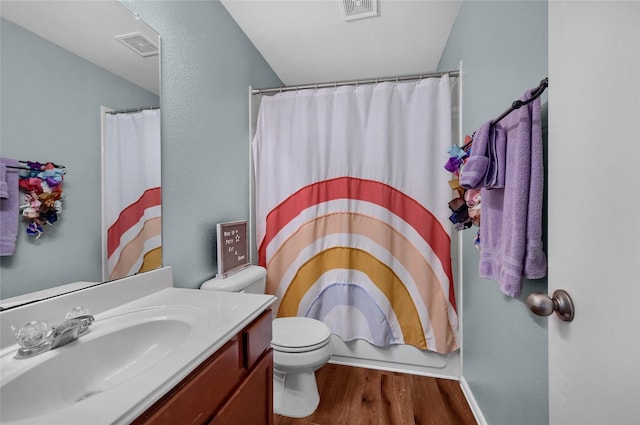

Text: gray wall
xmin=438 ymin=2 xmax=549 ymax=424
xmin=0 ymin=18 xmax=159 ymax=299
xmin=120 ymin=1 xmax=281 ymax=288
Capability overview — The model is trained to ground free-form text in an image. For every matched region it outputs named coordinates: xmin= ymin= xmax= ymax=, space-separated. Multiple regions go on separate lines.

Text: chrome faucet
xmin=13 ymin=307 xmax=94 ymax=359
xmin=49 ymin=314 xmax=94 ymax=349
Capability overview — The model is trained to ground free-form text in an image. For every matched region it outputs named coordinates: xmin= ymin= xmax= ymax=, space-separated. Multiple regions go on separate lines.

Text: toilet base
xmin=273 ymin=369 xmax=320 ymax=418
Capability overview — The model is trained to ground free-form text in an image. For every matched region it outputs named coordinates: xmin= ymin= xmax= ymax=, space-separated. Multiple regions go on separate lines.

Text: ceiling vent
xmin=341 ymin=0 xmax=378 ymax=21
xmin=116 ymin=32 xmax=158 ymax=57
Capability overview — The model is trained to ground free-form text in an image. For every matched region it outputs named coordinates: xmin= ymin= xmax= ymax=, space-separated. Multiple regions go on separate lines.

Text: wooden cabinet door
xmin=133 ymin=310 xmax=273 ymax=425
xmin=209 ymin=350 xmax=274 ymax=425
xmin=132 ymin=339 xmax=243 ymax=425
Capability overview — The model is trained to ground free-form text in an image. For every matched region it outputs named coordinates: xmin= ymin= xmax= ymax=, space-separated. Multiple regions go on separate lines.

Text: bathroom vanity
xmin=132 ymin=308 xmax=274 ymax=425
xmin=0 ymin=267 xmax=276 ymax=425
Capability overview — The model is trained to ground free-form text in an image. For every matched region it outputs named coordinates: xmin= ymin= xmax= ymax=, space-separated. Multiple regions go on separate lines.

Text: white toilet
xmin=200 ymin=265 xmax=332 ymax=418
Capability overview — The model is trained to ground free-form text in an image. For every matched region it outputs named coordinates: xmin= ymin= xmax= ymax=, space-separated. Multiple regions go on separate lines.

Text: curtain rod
xmin=106 ymin=105 xmax=160 ymax=115
xmin=251 ymin=70 xmax=459 ymax=95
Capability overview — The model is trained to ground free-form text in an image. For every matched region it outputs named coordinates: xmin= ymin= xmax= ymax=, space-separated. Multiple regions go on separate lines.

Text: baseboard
xmin=460 ymin=376 xmax=488 ymax=425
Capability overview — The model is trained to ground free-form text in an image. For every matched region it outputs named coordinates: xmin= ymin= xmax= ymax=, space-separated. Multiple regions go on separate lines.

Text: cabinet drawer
xmin=243 ymin=309 xmax=272 ymax=369
xmin=132 ymin=338 xmax=243 ymax=425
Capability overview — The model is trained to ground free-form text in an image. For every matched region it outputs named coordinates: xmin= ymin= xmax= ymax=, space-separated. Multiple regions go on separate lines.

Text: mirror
xmin=0 ymin=1 xmax=161 ymax=308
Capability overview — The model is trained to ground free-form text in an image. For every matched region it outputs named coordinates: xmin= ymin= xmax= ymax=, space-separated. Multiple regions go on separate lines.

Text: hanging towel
xmin=478 ymin=90 xmax=547 ymax=297
xmin=0 ymin=163 xmax=8 ymax=199
xmin=0 ymin=158 xmax=20 ymax=256
xmin=459 ymin=120 xmax=507 ymax=190
xmin=486 ymin=122 xmax=507 ymax=189
xmin=459 ymin=121 xmax=491 ymax=189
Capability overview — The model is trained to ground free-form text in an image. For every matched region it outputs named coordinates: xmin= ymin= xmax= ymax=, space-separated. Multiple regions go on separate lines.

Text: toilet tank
xmin=200 ymin=265 xmax=267 ymax=294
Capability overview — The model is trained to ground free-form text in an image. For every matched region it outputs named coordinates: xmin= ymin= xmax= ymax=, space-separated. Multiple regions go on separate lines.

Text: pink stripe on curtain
xmin=109 ymin=216 xmax=162 ymax=280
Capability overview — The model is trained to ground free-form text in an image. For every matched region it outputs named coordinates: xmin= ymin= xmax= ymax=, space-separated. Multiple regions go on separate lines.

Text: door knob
xmin=526 ymin=289 xmax=574 ymax=322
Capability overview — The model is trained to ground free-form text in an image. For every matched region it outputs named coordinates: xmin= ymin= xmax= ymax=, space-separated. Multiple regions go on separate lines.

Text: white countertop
xmin=0 ymin=267 xmax=276 ymax=425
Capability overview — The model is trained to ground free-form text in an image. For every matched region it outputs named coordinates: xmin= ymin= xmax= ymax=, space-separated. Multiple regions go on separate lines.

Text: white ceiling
xmin=0 ymin=0 xmax=460 ymax=94
xmin=220 ymin=0 xmax=462 ymax=86
xmin=0 ymin=0 xmax=160 ymax=95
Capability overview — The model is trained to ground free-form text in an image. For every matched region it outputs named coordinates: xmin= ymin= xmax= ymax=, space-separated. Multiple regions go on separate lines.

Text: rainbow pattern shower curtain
xmin=253 ymin=76 xmax=459 ymax=354
xmin=104 ymin=109 xmax=162 ymax=280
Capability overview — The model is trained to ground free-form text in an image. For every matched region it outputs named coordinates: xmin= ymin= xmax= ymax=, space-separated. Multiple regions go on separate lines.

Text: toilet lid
xmin=272 ymin=317 xmax=331 ymax=353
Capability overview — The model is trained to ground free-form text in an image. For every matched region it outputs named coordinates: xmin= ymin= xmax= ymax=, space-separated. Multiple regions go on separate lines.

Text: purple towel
xmin=486 ymin=123 xmax=506 ymax=189
xmin=459 ymin=121 xmax=506 ymax=190
xmin=478 ymin=90 xmax=547 ymax=297
xmin=0 ymin=163 xmax=8 ymax=199
xmin=460 ymin=122 xmax=491 ymax=189
xmin=0 ymin=157 xmax=20 ymax=256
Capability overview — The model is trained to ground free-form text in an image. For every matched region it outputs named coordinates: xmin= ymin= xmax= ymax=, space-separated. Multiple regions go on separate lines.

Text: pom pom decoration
xmin=444 ymin=137 xmax=480 ymax=232
xmin=18 ymin=162 xmax=65 ymax=238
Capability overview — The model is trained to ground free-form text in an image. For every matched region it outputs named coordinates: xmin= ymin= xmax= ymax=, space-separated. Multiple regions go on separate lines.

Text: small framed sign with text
xmin=216 ymin=220 xmax=249 ymax=278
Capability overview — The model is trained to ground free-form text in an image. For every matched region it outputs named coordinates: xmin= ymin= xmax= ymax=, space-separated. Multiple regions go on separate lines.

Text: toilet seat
xmin=272 ymin=317 xmax=331 ymax=353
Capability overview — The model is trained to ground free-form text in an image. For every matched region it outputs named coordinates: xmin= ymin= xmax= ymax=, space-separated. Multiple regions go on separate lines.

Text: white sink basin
xmin=0 ymin=272 xmax=276 ymax=425
xmin=0 ymin=306 xmax=204 ymax=423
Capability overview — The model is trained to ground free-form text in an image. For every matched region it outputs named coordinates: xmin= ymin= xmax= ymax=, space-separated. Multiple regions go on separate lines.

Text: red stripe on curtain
xmin=107 ymin=186 xmax=161 ymax=257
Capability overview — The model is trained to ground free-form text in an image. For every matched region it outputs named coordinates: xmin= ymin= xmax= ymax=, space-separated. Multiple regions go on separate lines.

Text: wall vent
xmin=116 ymin=32 xmax=158 ymax=57
xmin=341 ymin=0 xmax=378 ymax=21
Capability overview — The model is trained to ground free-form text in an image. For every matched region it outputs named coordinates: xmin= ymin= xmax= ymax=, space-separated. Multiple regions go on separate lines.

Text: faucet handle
xmin=15 ymin=320 xmax=52 ymax=348
xmin=65 ymin=306 xmax=90 ymax=320
xmin=64 ymin=306 xmax=94 ymax=337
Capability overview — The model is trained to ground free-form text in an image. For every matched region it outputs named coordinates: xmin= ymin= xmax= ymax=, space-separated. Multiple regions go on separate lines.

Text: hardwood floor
xmin=273 ymin=364 xmax=477 ymax=425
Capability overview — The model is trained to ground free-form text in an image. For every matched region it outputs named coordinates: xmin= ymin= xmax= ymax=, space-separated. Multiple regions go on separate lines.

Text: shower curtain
xmin=104 ymin=109 xmax=161 ymax=280
xmin=253 ymin=76 xmax=459 ymax=354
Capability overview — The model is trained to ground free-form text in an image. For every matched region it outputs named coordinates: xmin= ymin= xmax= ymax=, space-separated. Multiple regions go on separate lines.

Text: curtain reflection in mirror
xmin=104 ymin=109 xmax=161 ymax=280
